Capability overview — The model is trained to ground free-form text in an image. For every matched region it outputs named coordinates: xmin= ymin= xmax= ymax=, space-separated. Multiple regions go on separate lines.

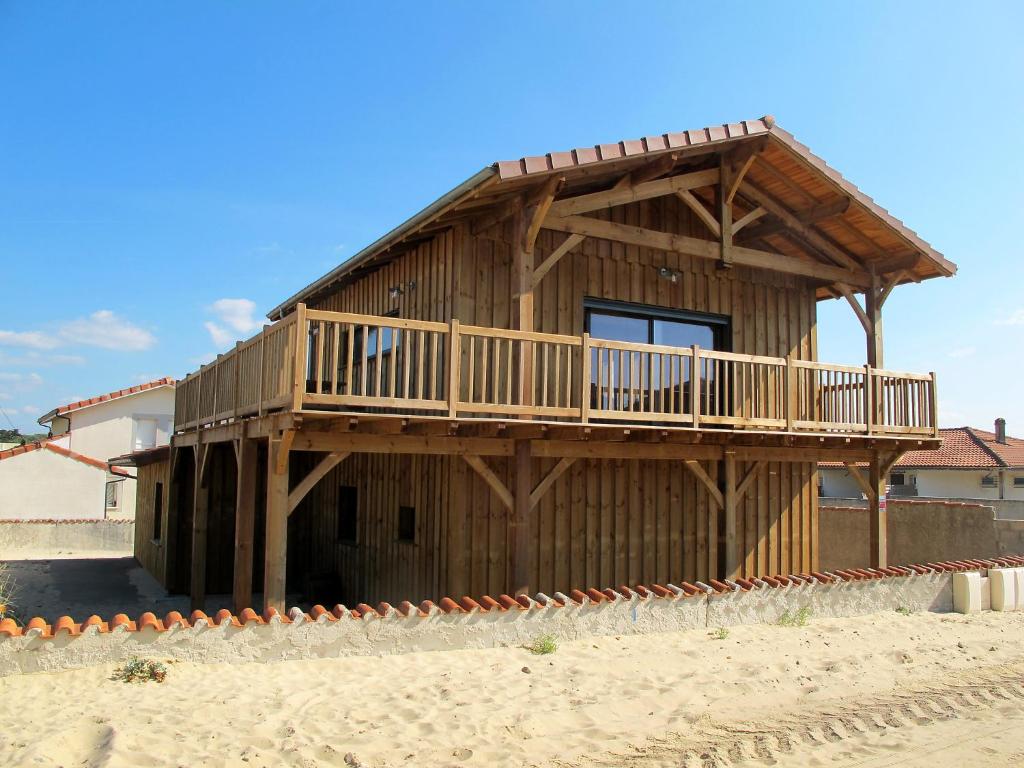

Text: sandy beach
xmin=0 ymin=606 xmax=1019 ymax=768
xmin=2 ymin=608 xmax=1023 ymax=767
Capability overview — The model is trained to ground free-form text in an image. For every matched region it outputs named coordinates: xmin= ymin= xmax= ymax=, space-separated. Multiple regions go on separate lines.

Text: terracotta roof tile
xmin=41 ymin=377 xmax=174 ymax=421
xmin=3 ymin=553 xmax=1020 ymax=639
xmin=0 ymin=437 xmax=127 ymax=474
xmin=820 ymin=426 xmax=1024 ymax=470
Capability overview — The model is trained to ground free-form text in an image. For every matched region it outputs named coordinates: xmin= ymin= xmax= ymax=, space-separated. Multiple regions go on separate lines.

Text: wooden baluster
xmin=430 ymin=332 xmax=439 ymax=401
xmin=448 ymin=320 xmax=461 ymax=418
xmin=480 ymin=336 xmax=489 ymax=406
xmin=691 ymin=345 xmax=701 ymax=428
xmin=581 ymin=333 xmax=591 ymax=422
xmin=505 ymin=338 xmax=513 ymax=405
xmin=360 ymin=324 xmax=369 ymax=397
xmin=467 ymin=335 xmax=476 ymax=405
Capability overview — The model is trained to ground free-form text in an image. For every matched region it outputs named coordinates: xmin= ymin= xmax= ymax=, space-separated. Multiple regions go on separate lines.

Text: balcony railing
xmin=174 ymin=305 xmax=939 ymax=437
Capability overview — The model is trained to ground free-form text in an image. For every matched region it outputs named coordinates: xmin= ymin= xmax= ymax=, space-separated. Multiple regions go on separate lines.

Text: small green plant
xmin=111 ymin=657 xmax=168 ymax=683
xmin=525 ymin=634 xmax=558 ymax=655
xmin=895 ymin=605 xmax=914 ymax=616
xmin=778 ymin=606 xmax=812 ymax=627
xmin=712 ymin=627 xmax=729 ymax=640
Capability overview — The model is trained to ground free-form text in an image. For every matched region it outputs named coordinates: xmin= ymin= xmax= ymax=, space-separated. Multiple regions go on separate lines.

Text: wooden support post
xmin=292 ymin=303 xmax=308 ymax=412
xmin=723 ymin=451 xmax=739 ymax=581
xmin=510 ymin=439 xmax=532 ymax=596
xmin=264 ymin=435 xmax=290 ymax=614
xmin=869 ymin=453 xmax=886 ymax=569
xmin=232 ymin=438 xmax=257 ymax=613
xmin=512 ymin=211 xmax=535 ymax=411
xmin=717 ymin=154 xmax=733 ymax=268
xmin=865 ymin=274 xmax=884 ymax=429
xmin=190 ymin=443 xmax=210 ymax=613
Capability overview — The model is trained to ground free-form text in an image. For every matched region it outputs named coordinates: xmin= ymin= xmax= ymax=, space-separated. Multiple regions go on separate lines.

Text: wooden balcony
xmin=173 ymin=305 xmax=939 ymax=439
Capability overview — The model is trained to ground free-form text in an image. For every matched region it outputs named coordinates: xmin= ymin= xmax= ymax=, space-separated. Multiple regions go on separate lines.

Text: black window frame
xmin=583 ymin=298 xmax=731 ymax=352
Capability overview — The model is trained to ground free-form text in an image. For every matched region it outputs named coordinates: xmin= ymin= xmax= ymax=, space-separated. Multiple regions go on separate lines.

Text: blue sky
xmin=1 ymin=2 xmax=1022 ymax=435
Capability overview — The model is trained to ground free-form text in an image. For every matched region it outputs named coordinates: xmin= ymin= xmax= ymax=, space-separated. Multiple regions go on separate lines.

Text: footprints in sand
xmin=587 ymin=662 xmax=1024 ymax=767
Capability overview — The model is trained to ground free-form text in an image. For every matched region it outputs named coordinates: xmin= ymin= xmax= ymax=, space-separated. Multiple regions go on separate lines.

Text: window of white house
xmin=981 ymin=475 xmax=998 ymax=488
xmin=105 ymin=481 xmax=120 ymax=509
xmin=134 ymin=417 xmax=158 ymax=450
xmin=1014 ymin=477 xmax=1024 ymax=488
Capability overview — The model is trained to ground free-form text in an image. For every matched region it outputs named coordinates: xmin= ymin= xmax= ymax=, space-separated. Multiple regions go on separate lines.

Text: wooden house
xmin=128 ymin=116 xmax=955 ymax=614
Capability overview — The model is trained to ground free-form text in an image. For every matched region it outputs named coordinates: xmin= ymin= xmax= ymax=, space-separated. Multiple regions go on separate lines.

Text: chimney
xmin=995 ymin=417 xmax=1007 ymax=444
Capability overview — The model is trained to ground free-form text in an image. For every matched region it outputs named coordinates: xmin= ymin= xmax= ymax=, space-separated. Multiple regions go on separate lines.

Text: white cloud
xmin=0 ymin=329 xmax=60 ymax=350
xmin=0 ymin=373 xmax=44 ymax=397
xmin=58 ymin=310 xmax=156 ymax=351
xmin=0 ymin=349 xmax=86 ymax=367
xmin=204 ymin=298 xmax=267 ymax=350
xmin=947 ymin=346 xmax=976 ymax=359
xmin=996 ymin=309 xmax=1024 ymax=326
xmin=21 ymin=405 xmax=38 ymax=414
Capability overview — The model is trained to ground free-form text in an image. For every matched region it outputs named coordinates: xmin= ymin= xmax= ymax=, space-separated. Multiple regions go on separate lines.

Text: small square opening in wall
xmin=337 ymin=485 xmax=358 ymax=544
xmin=153 ymin=482 xmax=163 ymax=542
xmin=981 ymin=475 xmax=998 ymax=488
xmin=1014 ymin=477 xmax=1024 ymax=488
xmin=398 ymin=505 xmax=416 ymax=543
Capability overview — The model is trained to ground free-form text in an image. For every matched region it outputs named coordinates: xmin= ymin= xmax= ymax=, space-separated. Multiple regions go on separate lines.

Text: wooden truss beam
xmin=532 ymin=233 xmax=585 ymax=289
xmin=675 ymin=190 xmax=720 ymax=237
xmin=542 ymin=214 xmax=872 ymax=288
xmin=734 ymin=198 xmax=851 ymax=242
xmin=731 ymin=206 xmax=767 ymax=235
xmin=529 ymin=457 xmax=576 ymax=508
xmin=739 ymin=182 xmax=864 ymax=271
xmin=463 ymin=455 xmax=513 ymax=511
xmin=524 ymin=175 xmax=564 ymax=253
xmin=287 ymin=451 xmax=351 ymax=515
xmin=836 ymin=283 xmax=873 ymax=335
xmin=546 ymin=168 xmax=719 ymax=218
xmin=684 ymin=460 xmax=724 ymax=508
xmin=736 ymin=460 xmax=766 ymax=500
xmin=844 ymin=461 xmax=876 ymax=501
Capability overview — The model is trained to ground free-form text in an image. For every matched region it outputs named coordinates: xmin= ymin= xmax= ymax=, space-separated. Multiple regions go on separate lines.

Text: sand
xmin=2 ymin=608 xmax=1024 ymax=767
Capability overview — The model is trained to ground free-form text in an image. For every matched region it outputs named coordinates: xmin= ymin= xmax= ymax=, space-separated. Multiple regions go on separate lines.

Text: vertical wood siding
xmin=133 ymin=460 xmax=170 ymax=585
xmin=258 ymin=192 xmax=820 ymax=605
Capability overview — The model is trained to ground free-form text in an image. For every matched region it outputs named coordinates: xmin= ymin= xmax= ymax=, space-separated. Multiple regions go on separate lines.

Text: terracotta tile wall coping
xmin=2 ymin=556 xmax=1020 ymax=640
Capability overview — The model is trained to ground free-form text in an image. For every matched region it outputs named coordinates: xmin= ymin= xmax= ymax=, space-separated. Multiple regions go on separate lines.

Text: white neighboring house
xmin=0 ymin=378 xmax=175 ymax=521
xmin=820 ymin=419 xmax=1024 ymax=501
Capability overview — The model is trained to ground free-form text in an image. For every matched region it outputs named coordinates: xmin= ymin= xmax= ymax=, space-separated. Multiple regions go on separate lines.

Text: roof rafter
xmin=542 ymin=214 xmax=872 ymax=288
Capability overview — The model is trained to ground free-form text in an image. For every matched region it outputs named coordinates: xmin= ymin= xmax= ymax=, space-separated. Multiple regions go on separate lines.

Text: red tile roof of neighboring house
xmin=0 ymin=437 xmax=129 ymax=476
xmin=820 ymin=426 xmax=1024 ymax=470
xmin=38 ymin=377 xmax=175 ymax=424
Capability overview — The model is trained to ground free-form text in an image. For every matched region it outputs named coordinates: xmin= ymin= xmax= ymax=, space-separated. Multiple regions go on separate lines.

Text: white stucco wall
xmin=0 ymin=449 xmax=108 ymax=520
xmin=61 ymin=387 xmax=173 ymax=520
xmin=64 ymin=387 xmax=174 ymax=462
xmin=820 ymin=467 xmax=1024 ymax=502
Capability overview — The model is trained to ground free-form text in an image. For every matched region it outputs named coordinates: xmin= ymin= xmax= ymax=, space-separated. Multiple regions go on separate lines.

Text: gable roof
xmin=37 ymin=377 xmax=175 ymax=425
xmin=269 ymin=115 xmax=956 ymax=319
xmin=0 ymin=437 xmax=129 ymax=476
xmin=820 ymin=427 xmax=1024 ymax=471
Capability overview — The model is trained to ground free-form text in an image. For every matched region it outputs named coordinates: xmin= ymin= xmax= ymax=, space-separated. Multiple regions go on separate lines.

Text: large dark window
xmin=584 ymin=298 xmax=730 ymax=416
xmin=337 ymin=485 xmax=358 ymax=544
xmin=584 ymin=299 xmax=729 ymax=350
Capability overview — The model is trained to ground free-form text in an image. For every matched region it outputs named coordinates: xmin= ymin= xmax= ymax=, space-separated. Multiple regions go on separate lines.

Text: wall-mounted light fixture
xmin=388 ymin=281 xmax=417 ymax=300
xmin=657 ymin=266 xmax=682 ymax=283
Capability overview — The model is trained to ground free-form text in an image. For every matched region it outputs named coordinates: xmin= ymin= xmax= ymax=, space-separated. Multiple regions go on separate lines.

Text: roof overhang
xmin=268 ymin=116 xmax=956 ymax=319
xmin=109 ymin=445 xmax=170 ymax=468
